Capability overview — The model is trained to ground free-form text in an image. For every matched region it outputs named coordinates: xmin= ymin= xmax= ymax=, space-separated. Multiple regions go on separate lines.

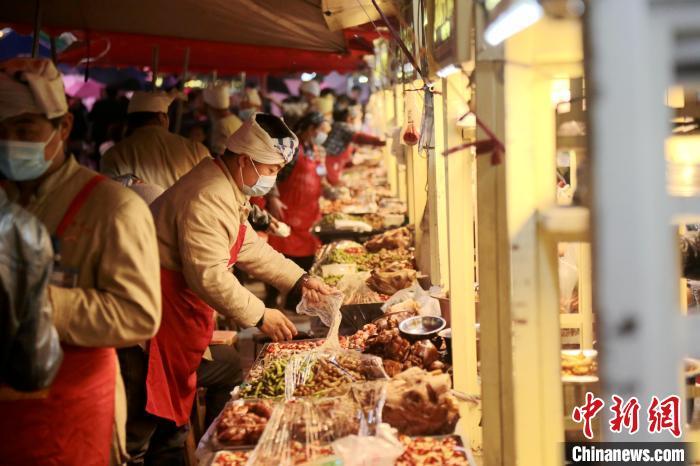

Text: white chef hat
xmin=226 ymin=113 xmax=298 ymax=165
xmin=0 ymin=58 xmax=68 ymax=121
xmin=299 ymin=80 xmax=320 ymax=97
xmin=244 ymin=88 xmax=262 ymax=107
xmin=128 ymin=91 xmax=175 ymax=114
xmin=203 ymin=83 xmax=230 ymax=110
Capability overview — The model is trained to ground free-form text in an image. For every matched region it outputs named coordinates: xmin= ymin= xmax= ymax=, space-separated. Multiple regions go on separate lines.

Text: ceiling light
xmin=301 ymin=72 xmax=317 ymax=82
xmin=484 ymin=0 xmax=544 ymax=46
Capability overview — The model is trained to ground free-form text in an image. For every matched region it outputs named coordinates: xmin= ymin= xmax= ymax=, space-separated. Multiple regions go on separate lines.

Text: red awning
xmin=2 ymin=0 xmax=385 ymax=74
xmin=53 ymin=30 xmax=370 ymax=75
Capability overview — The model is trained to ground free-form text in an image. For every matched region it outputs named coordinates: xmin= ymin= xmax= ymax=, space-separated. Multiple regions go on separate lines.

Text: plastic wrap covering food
xmin=336 ymin=272 xmax=383 ymax=305
xmin=332 ymin=423 xmax=404 ymax=466
xmin=381 ymin=284 xmax=441 ymax=317
xmin=245 ymin=400 xmax=347 ymax=466
xmin=240 ymin=357 xmax=290 ymax=399
xmin=213 ymin=400 xmax=274 ymax=449
xmin=284 ymin=349 xmax=388 ymax=399
xmin=0 ymin=192 xmax=62 ymax=391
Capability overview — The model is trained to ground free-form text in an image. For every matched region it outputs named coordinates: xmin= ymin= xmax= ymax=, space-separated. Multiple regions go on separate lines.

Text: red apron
xmin=145 ymin=160 xmax=247 ymax=426
xmin=0 ymin=175 xmax=117 ymax=466
xmin=325 ymin=145 xmax=353 ymax=186
xmin=269 ymin=145 xmax=322 ymax=257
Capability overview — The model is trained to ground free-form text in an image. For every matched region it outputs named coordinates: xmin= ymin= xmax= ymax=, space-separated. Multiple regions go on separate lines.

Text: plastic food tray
xmin=208 ymin=449 xmax=251 ymax=466
xmin=209 ymin=399 xmax=275 ymax=451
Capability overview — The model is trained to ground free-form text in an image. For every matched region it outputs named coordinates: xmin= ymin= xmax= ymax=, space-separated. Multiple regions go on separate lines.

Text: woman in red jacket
xmin=267 ymin=112 xmax=330 ymax=275
xmin=264 ymin=112 xmax=330 ymax=310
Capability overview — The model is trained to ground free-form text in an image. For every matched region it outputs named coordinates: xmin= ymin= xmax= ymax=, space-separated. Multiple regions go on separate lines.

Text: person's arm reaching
xmin=351 ymin=131 xmax=385 ymax=147
xmin=177 ymin=193 xmax=266 ymax=328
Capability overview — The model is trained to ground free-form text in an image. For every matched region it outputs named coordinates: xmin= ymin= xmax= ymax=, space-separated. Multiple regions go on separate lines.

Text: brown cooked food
xmin=216 ymin=401 xmax=272 ymax=446
xmin=364 ymin=227 xmax=413 ymax=252
xmin=366 ymin=269 xmax=417 ymax=295
xmin=561 ymin=352 xmax=597 ymax=377
xmin=383 ymin=368 xmax=460 ymax=436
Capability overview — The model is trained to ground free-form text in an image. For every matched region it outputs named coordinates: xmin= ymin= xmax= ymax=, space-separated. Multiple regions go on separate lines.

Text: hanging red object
xmin=403 ymin=121 xmax=420 ymax=146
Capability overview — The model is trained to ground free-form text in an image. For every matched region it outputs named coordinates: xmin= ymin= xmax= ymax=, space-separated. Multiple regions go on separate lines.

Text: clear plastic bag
xmin=336 ymin=272 xmax=382 ymax=305
xmin=296 ymin=291 xmax=344 ymax=328
xmin=332 ymin=423 xmax=404 ymax=466
xmin=245 ymin=399 xmax=348 ymax=466
xmin=350 ymin=380 xmax=387 ymax=436
xmin=381 ymin=283 xmax=441 ymax=317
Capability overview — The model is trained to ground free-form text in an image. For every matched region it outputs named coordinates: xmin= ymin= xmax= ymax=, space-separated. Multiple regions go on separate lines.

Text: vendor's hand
xmin=267 ymin=217 xmax=282 ymax=235
xmin=267 ymin=196 xmax=287 ymax=221
xmin=302 ymin=276 xmax=335 ymax=303
xmin=259 ymin=308 xmax=297 ymax=342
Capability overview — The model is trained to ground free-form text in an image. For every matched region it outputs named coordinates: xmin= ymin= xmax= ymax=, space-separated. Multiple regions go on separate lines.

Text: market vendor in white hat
xmin=100 ymin=90 xmax=210 ymax=189
xmin=137 ymin=112 xmax=332 ymax=459
xmin=203 ymin=82 xmax=242 ymax=155
xmin=0 ymin=58 xmax=161 ymax=466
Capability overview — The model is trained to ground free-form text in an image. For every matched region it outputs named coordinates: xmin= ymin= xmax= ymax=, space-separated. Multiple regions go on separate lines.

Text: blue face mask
xmin=0 ymin=130 xmax=60 ymax=181
xmin=240 ymin=156 xmax=277 ymax=197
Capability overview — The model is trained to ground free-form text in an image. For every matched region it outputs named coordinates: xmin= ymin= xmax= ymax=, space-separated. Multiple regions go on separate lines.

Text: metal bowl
xmin=399 ymin=316 xmax=447 ymax=341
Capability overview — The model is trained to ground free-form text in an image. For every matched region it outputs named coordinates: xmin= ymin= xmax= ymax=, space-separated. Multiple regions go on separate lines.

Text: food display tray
xmin=397 ymin=434 xmax=470 ymax=465
xmin=209 ymin=399 xmax=275 ymax=452
xmin=208 ymin=449 xmax=251 ymax=466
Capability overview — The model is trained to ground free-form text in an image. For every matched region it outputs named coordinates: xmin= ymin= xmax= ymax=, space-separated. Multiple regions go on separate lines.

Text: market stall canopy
xmin=2 ymin=0 xmax=347 ymax=52
xmin=53 ymin=30 xmax=369 ymax=74
xmin=321 ymin=0 xmax=398 ymax=31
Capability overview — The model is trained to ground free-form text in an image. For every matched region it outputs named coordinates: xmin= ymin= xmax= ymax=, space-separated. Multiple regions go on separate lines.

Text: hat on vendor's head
xmin=226 ymin=112 xmax=298 ymax=165
xmin=243 ymin=88 xmax=262 ymax=108
xmin=128 ymin=91 xmax=177 ymax=114
xmin=0 ymin=58 xmax=68 ymax=121
xmin=299 ymin=80 xmax=321 ymax=97
xmin=203 ymin=83 xmax=230 ymax=110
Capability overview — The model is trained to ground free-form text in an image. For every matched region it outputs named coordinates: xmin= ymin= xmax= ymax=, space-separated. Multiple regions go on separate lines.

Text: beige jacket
xmin=3 ymin=156 xmax=162 ymax=462
xmin=151 ymin=158 xmax=305 ymax=327
xmin=101 ymin=125 xmax=211 ymax=189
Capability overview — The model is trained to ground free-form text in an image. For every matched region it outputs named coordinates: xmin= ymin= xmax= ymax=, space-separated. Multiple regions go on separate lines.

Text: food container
xmin=211 ymin=399 xmax=274 ymax=451
xmin=399 ymin=316 xmax=447 ymax=342
xmin=561 ymin=349 xmax=598 ymax=383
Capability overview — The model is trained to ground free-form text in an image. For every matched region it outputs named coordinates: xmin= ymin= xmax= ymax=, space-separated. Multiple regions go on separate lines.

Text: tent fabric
xmin=53 ymin=31 xmax=368 ymax=75
xmin=321 ymin=0 xmax=398 ymax=32
xmin=1 ymin=0 xmax=346 ymax=53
